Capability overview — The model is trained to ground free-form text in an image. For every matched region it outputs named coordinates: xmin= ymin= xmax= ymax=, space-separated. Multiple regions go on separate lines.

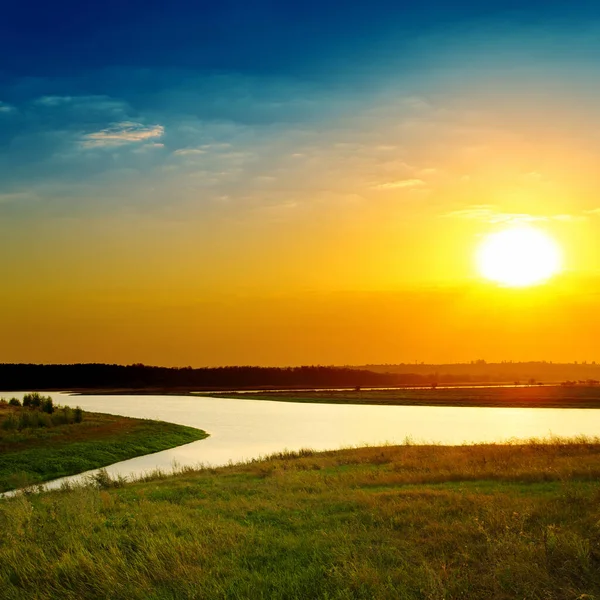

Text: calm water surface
xmin=4 ymin=391 xmax=600 ymax=491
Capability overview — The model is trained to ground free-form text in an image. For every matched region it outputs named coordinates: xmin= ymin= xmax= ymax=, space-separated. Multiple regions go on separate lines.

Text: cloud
xmin=173 ymin=148 xmax=207 ymax=156
xmin=443 ymin=205 xmax=584 ymax=224
xmin=372 ymin=179 xmax=425 ymax=190
xmin=0 ymin=101 xmax=15 ymax=113
xmin=35 ymin=95 xmax=121 ymax=108
xmin=133 ymin=142 xmax=165 ymax=153
xmin=34 ymin=96 xmax=80 ymax=106
xmin=81 ymin=122 xmax=164 ymax=148
xmin=32 ymin=95 xmax=130 ymax=120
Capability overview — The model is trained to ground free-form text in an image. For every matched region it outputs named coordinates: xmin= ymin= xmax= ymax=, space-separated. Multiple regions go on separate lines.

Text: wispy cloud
xmin=173 ymin=148 xmax=207 ymax=156
xmin=0 ymin=101 xmax=15 ymax=113
xmin=35 ymin=96 xmax=81 ymax=106
xmin=443 ymin=204 xmax=584 ymax=224
xmin=372 ymin=179 xmax=425 ymax=190
xmin=35 ymin=95 xmax=123 ymax=109
xmin=81 ymin=122 xmax=164 ymax=148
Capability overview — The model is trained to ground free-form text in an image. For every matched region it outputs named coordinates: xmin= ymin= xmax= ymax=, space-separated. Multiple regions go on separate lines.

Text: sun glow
xmin=476 ymin=227 xmax=562 ymax=287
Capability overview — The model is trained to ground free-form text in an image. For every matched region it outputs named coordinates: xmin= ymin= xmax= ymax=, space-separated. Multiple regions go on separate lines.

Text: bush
xmin=91 ymin=469 xmax=126 ymax=489
xmin=1 ymin=413 xmax=17 ymax=430
xmin=51 ymin=407 xmax=70 ymax=426
xmin=38 ymin=413 xmax=52 ymax=428
xmin=23 ymin=393 xmax=46 ymax=409
xmin=1 ymin=400 xmax=84 ymax=431
xmin=18 ymin=411 xmax=36 ymax=429
xmin=41 ymin=397 xmax=54 ymax=414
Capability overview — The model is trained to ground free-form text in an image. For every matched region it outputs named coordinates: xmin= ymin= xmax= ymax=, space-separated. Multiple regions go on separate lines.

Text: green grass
xmin=2 ymin=440 xmax=600 ymax=598
xmin=0 ymin=406 xmax=208 ymax=492
xmin=210 ymin=384 xmax=600 ymax=408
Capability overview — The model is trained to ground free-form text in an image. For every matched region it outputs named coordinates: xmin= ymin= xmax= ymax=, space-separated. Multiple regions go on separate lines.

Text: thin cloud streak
xmin=442 ymin=205 xmax=586 ymax=224
xmin=372 ymin=179 xmax=426 ymax=190
xmin=81 ymin=122 xmax=164 ymax=148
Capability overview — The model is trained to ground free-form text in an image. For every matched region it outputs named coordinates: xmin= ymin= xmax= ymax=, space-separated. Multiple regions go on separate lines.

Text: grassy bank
xmin=2 ymin=440 xmax=600 ymax=598
xmin=211 ymin=384 xmax=600 ymax=408
xmin=0 ymin=401 xmax=207 ymax=492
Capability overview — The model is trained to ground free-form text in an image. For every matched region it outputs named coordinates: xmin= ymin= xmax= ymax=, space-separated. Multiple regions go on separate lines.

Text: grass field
xmin=211 ymin=384 xmax=600 ymax=408
xmin=0 ymin=402 xmax=208 ymax=493
xmin=2 ymin=439 xmax=600 ymax=598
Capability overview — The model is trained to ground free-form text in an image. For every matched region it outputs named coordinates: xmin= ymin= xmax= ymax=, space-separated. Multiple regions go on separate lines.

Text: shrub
xmin=91 ymin=469 xmax=126 ymax=489
xmin=23 ymin=393 xmax=46 ymax=409
xmin=15 ymin=409 xmax=54 ymax=430
xmin=38 ymin=413 xmax=52 ymax=428
xmin=18 ymin=411 xmax=35 ymax=430
xmin=1 ymin=400 xmax=83 ymax=431
xmin=52 ymin=407 xmax=70 ymax=426
xmin=41 ymin=397 xmax=54 ymax=414
xmin=1 ymin=413 xmax=17 ymax=430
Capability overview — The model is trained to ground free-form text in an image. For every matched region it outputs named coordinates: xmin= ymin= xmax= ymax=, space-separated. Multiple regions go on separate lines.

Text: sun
xmin=476 ymin=226 xmax=562 ymax=287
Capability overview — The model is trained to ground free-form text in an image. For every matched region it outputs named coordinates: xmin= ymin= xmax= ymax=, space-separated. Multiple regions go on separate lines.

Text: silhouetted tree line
xmin=0 ymin=363 xmax=443 ymax=390
xmin=361 ymin=361 xmax=600 ymax=383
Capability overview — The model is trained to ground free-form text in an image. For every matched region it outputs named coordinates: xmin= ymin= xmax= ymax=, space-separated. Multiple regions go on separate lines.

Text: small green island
xmin=0 ymin=393 xmax=208 ymax=493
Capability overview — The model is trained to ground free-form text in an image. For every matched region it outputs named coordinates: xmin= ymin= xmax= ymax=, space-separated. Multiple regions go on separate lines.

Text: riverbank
xmin=209 ymin=385 xmax=600 ymax=408
xmin=1 ymin=440 xmax=600 ymax=598
xmin=15 ymin=383 xmax=600 ymax=409
xmin=6 ymin=383 xmax=555 ymax=395
xmin=0 ymin=406 xmax=207 ymax=493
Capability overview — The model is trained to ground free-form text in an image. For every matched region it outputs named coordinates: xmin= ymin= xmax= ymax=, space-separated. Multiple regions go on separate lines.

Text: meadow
xmin=214 ymin=384 xmax=600 ymax=408
xmin=2 ymin=439 xmax=600 ymax=599
xmin=0 ymin=396 xmax=207 ymax=493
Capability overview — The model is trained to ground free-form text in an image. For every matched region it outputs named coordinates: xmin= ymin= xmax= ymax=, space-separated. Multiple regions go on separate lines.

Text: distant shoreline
xmin=2 ymin=362 xmax=599 ymax=395
xmin=208 ymin=386 xmax=600 ymax=409
xmin=5 ymin=383 xmax=598 ymax=409
xmin=0 ymin=381 xmax=565 ymax=395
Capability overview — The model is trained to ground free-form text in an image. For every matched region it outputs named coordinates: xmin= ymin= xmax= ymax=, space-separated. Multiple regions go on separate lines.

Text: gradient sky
xmin=2 ymin=1 xmax=600 ymax=365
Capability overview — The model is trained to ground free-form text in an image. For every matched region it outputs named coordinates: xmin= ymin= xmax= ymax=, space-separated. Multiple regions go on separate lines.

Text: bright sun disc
xmin=476 ymin=227 xmax=562 ymax=287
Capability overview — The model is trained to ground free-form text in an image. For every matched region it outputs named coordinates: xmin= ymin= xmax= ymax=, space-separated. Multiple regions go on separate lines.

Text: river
xmin=3 ymin=391 xmax=600 ymax=492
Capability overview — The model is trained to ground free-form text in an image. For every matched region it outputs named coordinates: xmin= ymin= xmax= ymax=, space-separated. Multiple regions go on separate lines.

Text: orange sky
xmin=2 ymin=211 xmax=599 ymax=366
xmin=3 ymin=20 xmax=600 ymax=365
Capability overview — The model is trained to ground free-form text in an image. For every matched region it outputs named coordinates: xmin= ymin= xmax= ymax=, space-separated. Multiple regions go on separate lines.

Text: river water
xmin=3 ymin=391 xmax=600 ymax=492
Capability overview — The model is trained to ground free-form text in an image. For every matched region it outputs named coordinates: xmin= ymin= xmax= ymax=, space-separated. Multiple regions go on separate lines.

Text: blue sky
xmin=2 ymin=1 xmax=578 ymax=77
xmin=3 ymin=1 xmax=600 ymax=220
xmin=1 ymin=2 xmax=600 ymax=237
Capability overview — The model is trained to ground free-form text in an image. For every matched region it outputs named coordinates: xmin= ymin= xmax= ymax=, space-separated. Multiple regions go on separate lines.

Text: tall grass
xmin=2 ymin=440 xmax=600 ymax=599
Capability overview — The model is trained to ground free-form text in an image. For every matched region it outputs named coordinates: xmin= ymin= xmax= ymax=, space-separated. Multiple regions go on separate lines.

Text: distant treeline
xmin=0 ymin=363 xmax=410 ymax=390
xmin=356 ymin=362 xmax=600 ymax=384
xmin=2 ymin=362 xmax=598 ymax=391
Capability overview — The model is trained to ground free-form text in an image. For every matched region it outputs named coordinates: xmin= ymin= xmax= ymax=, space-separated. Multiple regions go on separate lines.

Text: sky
xmin=2 ymin=1 xmax=600 ymax=366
